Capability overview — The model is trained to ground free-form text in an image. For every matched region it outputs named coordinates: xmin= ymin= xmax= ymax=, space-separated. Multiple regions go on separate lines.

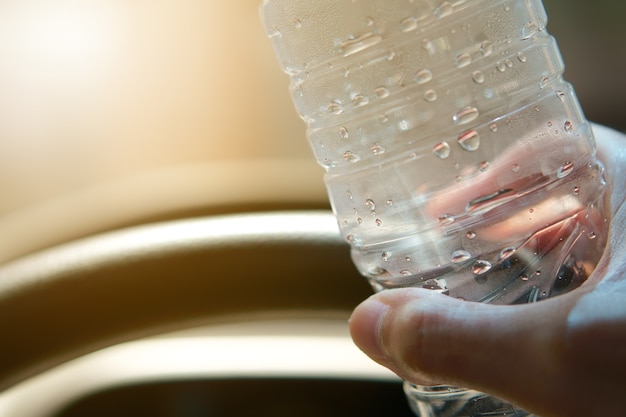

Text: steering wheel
xmin=0 ymin=210 xmax=409 ymax=416
xmin=0 ymin=210 xmax=372 ymax=387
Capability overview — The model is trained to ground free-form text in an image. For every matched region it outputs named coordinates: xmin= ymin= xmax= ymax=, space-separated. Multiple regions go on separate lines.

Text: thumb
xmin=349 ymin=288 xmax=578 ymax=415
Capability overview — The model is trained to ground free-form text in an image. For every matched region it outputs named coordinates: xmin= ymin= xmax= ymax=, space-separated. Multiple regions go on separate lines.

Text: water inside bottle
xmin=336 ymin=124 xmax=606 ymax=304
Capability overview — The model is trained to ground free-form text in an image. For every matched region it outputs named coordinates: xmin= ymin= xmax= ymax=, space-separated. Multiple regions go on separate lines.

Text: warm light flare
xmin=0 ymin=1 xmax=313 ymax=256
xmin=1 ymin=2 xmax=124 ymax=77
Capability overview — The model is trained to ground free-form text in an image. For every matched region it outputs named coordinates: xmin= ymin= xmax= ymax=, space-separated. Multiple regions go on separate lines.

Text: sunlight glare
xmin=3 ymin=2 xmax=124 ymax=79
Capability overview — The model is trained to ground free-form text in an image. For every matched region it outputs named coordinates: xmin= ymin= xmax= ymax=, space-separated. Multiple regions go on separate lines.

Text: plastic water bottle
xmin=261 ymin=0 xmax=607 ymax=415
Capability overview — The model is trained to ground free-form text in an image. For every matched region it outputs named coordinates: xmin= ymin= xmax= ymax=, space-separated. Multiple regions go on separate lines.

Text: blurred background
xmin=0 ymin=0 xmax=624 ymax=263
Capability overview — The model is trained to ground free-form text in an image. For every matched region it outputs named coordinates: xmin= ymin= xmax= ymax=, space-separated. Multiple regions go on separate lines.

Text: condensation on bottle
xmin=260 ymin=0 xmax=607 ymax=305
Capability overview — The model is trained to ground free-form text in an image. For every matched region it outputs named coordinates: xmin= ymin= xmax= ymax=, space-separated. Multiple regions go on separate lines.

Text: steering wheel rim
xmin=0 ymin=211 xmax=372 ymax=392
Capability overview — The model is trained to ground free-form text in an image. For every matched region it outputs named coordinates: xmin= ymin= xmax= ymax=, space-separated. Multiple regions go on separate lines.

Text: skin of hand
xmin=349 ymin=124 xmax=626 ymax=417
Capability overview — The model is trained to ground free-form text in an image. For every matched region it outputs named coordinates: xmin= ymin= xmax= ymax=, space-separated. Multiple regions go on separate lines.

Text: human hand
xmin=349 ymin=124 xmax=626 ymax=417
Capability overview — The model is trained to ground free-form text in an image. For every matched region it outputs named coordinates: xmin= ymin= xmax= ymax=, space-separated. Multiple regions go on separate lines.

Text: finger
xmin=349 ymin=288 xmax=580 ymax=416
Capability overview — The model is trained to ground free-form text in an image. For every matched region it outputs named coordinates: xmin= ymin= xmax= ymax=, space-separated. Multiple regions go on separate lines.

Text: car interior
xmin=0 ymin=1 xmax=624 ymax=416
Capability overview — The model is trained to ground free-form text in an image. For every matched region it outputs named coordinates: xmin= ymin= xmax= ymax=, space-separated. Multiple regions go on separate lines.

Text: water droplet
xmin=400 ymin=270 xmax=414 ymax=277
xmin=423 ymin=278 xmax=448 ymax=293
xmin=466 ymin=231 xmax=477 ymax=240
xmin=346 ymin=191 xmax=353 ymax=200
xmin=479 ymin=161 xmax=490 ymax=171
xmin=375 ymin=219 xmax=383 ymax=227
xmin=529 ymin=208 xmax=535 ymax=214
xmin=573 ymin=186 xmax=580 ymax=196
xmin=505 ymin=59 xmax=513 ymax=68
xmin=435 ymin=1 xmax=453 ymax=18
xmin=458 ymin=130 xmax=481 ymax=151
xmin=293 ymin=19 xmax=303 ymax=29
xmin=512 ymin=163 xmax=521 ymax=173
xmin=365 ymin=199 xmax=376 ymax=211
xmin=438 ymin=214 xmax=456 ymax=226
xmin=564 ymin=120 xmax=574 ymax=133
xmin=352 ymin=94 xmax=369 ymax=107
xmin=377 ymin=114 xmax=389 ymax=124
xmin=453 ymin=107 xmax=480 ymax=125
xmin=343 ymin=151 xmax=361 ymax=163
xmin=424 ymin=89 xmax=438 ymax=102
xmin=382 ymin=252 xmax=390 ymax=261
xmin=387 ymin=200 xmax=394 ymax=206
xmin=365 ymin=16 xmax=375 ymax=27
xmin=414 ymin=69 xmax=433 ymax=85
xmin=455 ymin=52 xmax=472 ymax=68
xmin=557 ymin=162 xmax=574 ymax=178
xmin=328 ymin=100 xmax=344 ymax=114
xmin=270 ymin=26 xmax=282 ymax=38
xmin=405 ymin=256 xmax=412 ymax=262
xmin=517 ymin=52 xmax=527 ymax=63
xmin=539 ymin=76 xmax=549 ymax=88
xmin=368 ymin=266 xmax=387 ymax=276
xmin=357 ymin=217 xmax=363 ymax=225
xmin=522 ymin=22 xmax=539 ymax=39
xmin=519 ymin=273 xmax=529 ymax=281
xmin=399 ymin=16 xmax=418 ymax=32
xmin=496 ymin=61 xmax=507 ymax=72
xmin=374 ymin=86 xmax=390 ymax=99
xmin=346 ymin=234 xmax=363 ymax=247
xmin=588 ymin=232 xmax=597 ymax=240
xmin=499 ymin=247 xmax=517 ymax=260
xmin=433 ymin=142 xmax=452 ymax=159
xmin=451 ymin=250 xmax=472 ymax=264
xmin=480 ymin=41 xmax=493 ymax=57
xmin=473 ymin=260 xmax=492 ymax=275
xmin=556 ymin=90 xmax=566 ymax=102
xmin=370 ymin=144 xmax=386 ymax=155
xmin=489 ymin=123 xmax=498 ymax=133
xmin=339 ymin=126 xmax=349 ymax=139
xmin=472 ymin=71 xmax=485 ymax=84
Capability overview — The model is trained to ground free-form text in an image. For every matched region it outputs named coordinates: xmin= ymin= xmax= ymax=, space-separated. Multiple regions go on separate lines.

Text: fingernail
xmin=349 ymin=298 xmax=389 ymax=361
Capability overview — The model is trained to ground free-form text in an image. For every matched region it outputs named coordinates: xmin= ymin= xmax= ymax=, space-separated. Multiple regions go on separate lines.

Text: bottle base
xmin=404 ymin=383 xmax=537 ymax=417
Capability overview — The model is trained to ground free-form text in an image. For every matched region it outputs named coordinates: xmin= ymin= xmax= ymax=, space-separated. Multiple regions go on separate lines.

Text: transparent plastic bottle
xmin=261 ymin=0 xmax=607 ymax=415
